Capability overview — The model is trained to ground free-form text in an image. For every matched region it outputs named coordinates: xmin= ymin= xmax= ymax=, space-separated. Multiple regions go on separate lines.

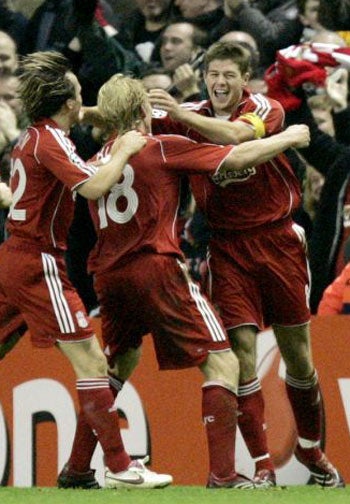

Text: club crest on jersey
xmin=212 ymin=167 xmax=256 ymax=186
xmin=75 ymin=310 xmax=88 ymax=328
xmin=151 ymin=108 xmax=168 ymax=119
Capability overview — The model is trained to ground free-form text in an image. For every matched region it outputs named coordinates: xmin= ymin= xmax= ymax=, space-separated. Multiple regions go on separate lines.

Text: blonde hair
xmin=98 ymin=74 xmax=148 ymax=134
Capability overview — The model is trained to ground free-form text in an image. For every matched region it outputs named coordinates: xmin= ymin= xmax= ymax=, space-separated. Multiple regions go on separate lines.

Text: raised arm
xmin=221 ymin=124 xmax=310 ymax=172
xmin=149 ymin=89 xmax=257 ymax=144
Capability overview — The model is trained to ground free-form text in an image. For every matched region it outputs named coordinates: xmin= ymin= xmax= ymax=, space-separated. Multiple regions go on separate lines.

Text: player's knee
xmin=285 ymin=356 xmax=314 ymax=378
xmin=76 ymin=349 xmax=108 ymax=378
xmin=201 ymin=350 xmax=239 ymax=387
xmin=281 ymin=344 xmax=313 ymax=377
xmin=110 ymin=346 xmax=142 ymax=380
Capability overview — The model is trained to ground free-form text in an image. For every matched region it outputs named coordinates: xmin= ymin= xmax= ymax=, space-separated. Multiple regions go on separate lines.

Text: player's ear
xmin=140 ymin=104 xmax=147 ymax=118
xmin=243 ymin=72 xmax=250 ymax=86
xmin=66 ymin=98 xmax=76 ymax=110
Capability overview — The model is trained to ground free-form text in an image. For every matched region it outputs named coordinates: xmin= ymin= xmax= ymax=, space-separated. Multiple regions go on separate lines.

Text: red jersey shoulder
xmin=237 ymin=91 xmax=285 ymax=135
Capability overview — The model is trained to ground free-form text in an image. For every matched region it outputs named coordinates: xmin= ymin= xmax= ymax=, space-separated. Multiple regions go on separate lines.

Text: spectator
xmin=149 ymin=40 xmax=344 ymax=489
xmin=298 ymin=0 xmax=325 ymax=41
xmin=293 ymin=161 xmax=325 ymax=241
xmin=285 ymin=85 xmax=350 ymax=313
xmin=153 ymin=22 xmax=207 ymax=101
xmin=140 ymin=66 xmax=173 ymax=91
xmin=174 ymin=0 xmax=232 ymax=44
xmin=307 ymin=94 xmax=335 ymax=137
xmin=0 ymin=75 xmax=23 ymax=157
xmin=0 ymin=30 xmax=18 ymax=75
xmin=0 ymin=0 xmax=28 ymax=52
xmin=0 ymin=73 xmax=27 ymax=243
xmin=310 ymin=28 xmax=348 ymax=47
xmin=64 ymin=72 xmax=309 ymax=490
xmin=0 ymin=181 xmax=11 ymax=246
xmin=115 ymin=0 xmax=178 ymax=63
xmin=219 ymin=29 xmax=259 ymax=56
xmin=317 ymin=261 xmax=350 ymax=315
xmin=219 ymin=29 xmax=266 ymax=89
xmin=224 ymin=0 xmax=303 ymax=70
xmin=157 ymin=22 xmax=207 ymax=72
xmin=318 ymin=0 xmax=350 ymax=32
xmin=22 ymin=0 xmax=144 ymax=105
xmin=0 ymin=182 xmax=11 ymax=208
xmin=0 ymin=50 xmax=173 ymax=491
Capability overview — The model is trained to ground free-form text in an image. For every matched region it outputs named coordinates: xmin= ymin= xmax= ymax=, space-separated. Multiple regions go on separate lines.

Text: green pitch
xmin=0 ymin=486 xmax=349 ymax=504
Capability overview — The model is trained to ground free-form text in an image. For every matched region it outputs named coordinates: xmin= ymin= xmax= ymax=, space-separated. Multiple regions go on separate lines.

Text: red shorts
xmin=208 ymin=221 xmax=311 ymax=330
xmin=0 ymin=238 xmax=93 ymax=347
xmin=94 ymin=253 xmax=230 ymax=370
xmin=0 ymin=297 xmax=26 ymax=344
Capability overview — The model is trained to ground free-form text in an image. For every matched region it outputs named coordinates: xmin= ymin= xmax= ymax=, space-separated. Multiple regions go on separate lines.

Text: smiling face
xmin=204 ymin=59 xmax=250 ymax=115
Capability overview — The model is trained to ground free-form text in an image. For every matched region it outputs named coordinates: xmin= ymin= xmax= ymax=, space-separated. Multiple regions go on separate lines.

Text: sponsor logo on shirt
xmin=151 ymin=108 xmax=168 ymax=119
xmin=212 ymin=167 xmax=256 ymax=187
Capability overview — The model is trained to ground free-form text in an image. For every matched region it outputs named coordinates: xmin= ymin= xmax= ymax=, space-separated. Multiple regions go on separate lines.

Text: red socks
xmin=285 ymin=372 xmax=322 ymax=443
xmin=238 ymin=378 xmax=274 ymax=472
xmin=202 ymin=383 xmax=238 ymax=479
xmin=76 ymin=378 xmax=130 ymax=473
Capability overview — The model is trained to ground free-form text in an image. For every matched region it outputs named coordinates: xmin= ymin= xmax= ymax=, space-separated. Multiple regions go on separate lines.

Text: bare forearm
xmin=223 ymin=128 xmax=308 ymax=172
xmin=77 ymin=151 xmax=129 ymax=200
xmin=177 ymin=108 xmax=253 ymax=144
xmin=77 ymin=131 xmax=146 ymax=199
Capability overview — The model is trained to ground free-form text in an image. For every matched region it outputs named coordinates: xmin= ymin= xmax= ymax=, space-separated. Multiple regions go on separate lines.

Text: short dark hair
xmin=18 ymin=51 xmax=76 ymax=122
xmin=204 ymin=41 xmax=252 ymax=75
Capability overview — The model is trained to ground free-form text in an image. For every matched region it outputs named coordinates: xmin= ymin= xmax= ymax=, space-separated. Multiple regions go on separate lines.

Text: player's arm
xmin=220 ymin=124 xmax=310 ymax=173
xmin=79 ymin=105 xmax=106 ymax=129
xmin=77 ymin=130 xmax=146 ymax=200
xmin=149 ymin=89 xmax=261 ymax=144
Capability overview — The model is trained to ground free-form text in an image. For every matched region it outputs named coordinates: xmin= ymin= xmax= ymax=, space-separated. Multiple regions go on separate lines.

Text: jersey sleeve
xmin=36 ymin=127 xmax=98 ymax=190
xmin=151 ymin=109 xmax=189 ymax=136
xmin=240 ymin=94 xmax=285 ymax=136
xmin=160 ymin=135 xmax=234 ymax=175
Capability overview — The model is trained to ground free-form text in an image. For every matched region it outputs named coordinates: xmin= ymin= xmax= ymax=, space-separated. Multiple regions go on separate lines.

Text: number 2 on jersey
xmin=8 ymin=158 xmax=27 ymax=221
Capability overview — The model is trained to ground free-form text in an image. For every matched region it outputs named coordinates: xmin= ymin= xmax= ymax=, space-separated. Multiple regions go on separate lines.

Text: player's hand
xmin=148 ymin=89 xmax=183 ymax=119
xmin=111 ymin=130 xmax=147 ymax=158
xmin=284 ymin=124 xmax=310 ymax=148
xmin=326 ymin=67 xmax=349 ymax=112
xmin=173 ymin=63 xmax=200 ymax=99
xmin=79 ymin=105 xmax=107 ymax=128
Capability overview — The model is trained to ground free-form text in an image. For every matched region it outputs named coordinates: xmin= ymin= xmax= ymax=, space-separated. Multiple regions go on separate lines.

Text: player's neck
xmin=50 ymin=111 xmax=73 ymax=134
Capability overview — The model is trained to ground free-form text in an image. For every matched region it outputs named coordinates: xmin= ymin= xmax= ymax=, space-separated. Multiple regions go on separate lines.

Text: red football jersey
xmin=88 ymin=134 xmax=233 ymax=274
xmin=8 ymin=119 xmax=97 ymax=250
xmin=152 ymin=89 xmax=302 ymax=231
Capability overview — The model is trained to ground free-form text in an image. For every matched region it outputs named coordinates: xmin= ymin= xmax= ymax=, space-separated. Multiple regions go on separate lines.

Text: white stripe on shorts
xmin=42 ymin=252 xmax=76 ymax=333
xmin=177 ymin=260 xmax=226 ymax=342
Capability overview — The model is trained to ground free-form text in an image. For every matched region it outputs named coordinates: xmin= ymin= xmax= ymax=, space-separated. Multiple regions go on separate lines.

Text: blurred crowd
xmin=1 ymin=0 xmax=350 ymax=316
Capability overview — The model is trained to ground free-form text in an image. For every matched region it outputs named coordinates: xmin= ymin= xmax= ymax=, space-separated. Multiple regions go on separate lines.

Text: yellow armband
xmin=238 ymin=112 xmax=266 ymax=139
